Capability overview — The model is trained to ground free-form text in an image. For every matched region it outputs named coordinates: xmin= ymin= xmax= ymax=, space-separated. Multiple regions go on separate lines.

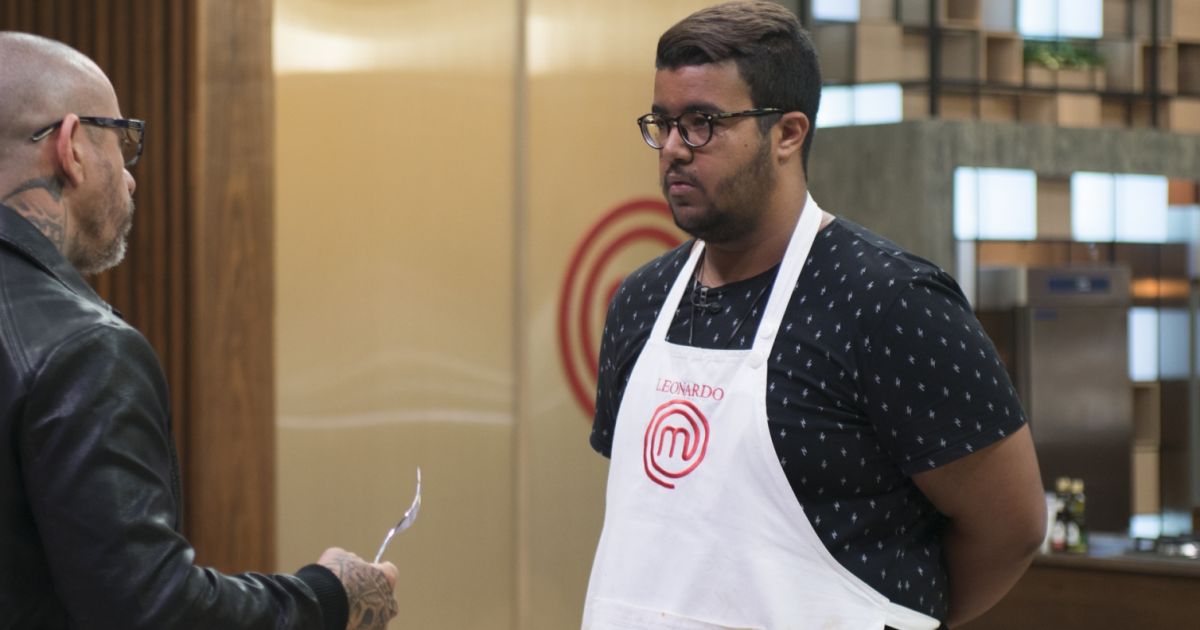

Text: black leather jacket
xmin=0 ymin=204 xmax=346 ymax=629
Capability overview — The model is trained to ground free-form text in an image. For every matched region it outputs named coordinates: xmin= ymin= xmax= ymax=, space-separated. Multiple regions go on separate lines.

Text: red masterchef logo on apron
xmin=643 ymin=399 xmax=710 ymax=489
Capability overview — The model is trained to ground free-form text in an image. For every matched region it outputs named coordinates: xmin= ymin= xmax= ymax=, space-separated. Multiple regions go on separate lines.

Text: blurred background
xmin=3 ymin=0 xmax=1200 ymax=628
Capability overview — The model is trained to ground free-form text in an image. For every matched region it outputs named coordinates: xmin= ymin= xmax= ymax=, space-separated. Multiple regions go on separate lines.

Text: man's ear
xmin=775 ymin=111 xmax=810 ymax=162
xmin=53 ymin=114 xmax=86 ymax=186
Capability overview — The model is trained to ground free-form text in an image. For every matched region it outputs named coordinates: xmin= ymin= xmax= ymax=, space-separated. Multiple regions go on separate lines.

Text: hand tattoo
xmin=324 ymin=551 xmax=399 ymax=630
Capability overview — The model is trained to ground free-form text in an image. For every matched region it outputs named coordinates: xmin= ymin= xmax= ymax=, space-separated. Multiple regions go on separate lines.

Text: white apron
xmin=583 ymin=194 xmax=941 ymax=630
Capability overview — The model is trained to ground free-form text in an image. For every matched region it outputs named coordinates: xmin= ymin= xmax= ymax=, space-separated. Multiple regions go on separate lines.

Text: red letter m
xmin=656 ymin=426 xmax=692 ymax=459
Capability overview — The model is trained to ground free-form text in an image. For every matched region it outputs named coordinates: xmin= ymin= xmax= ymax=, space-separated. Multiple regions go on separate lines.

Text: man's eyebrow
xmin=650 ymin=101 xmax=723 ymax=115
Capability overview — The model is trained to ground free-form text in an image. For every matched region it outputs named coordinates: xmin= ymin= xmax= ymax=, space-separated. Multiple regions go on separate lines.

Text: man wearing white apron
xmin=584 ymin=3 xmax=1047 ymax=629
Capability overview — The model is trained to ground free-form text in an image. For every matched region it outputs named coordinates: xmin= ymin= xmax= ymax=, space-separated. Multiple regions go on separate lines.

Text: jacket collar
xmin=0 ymin=202 xmax=110 ymax=310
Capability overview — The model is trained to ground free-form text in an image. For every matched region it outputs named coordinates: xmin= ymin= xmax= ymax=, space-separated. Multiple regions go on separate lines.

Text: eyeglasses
xmin=637 ymin=108 xmax=783 ymax=149
xmin=30 ymin=116 xmax=146 ymax=167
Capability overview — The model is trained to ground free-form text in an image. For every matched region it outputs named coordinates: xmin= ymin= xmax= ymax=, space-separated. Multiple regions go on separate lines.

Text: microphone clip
xmin=691 ymin=285 xmax=722 ymax=314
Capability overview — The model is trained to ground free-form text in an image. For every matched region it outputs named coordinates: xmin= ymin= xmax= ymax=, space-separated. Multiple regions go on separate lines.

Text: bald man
xmin=0 ymin=33 xmax=399 ymax=629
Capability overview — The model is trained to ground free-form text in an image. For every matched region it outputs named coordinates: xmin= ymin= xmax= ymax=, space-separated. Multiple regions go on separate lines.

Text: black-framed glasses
xmin=637 ymin=108 xmax=783 ymax=149
xmin=30 ymin=116 xmax=146 ymax=167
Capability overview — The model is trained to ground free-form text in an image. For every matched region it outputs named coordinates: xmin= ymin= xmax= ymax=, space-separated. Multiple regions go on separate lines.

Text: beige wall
xmin=274 ymin=1 xmax=707 ymax=628
xmin=521 ymin=2 xmax=709 ymax=626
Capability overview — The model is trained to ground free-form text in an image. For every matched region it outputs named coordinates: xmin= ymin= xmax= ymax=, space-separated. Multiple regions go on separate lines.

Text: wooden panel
xmin=984 ymin=33 xmax=1021 ymax=85
xmin=1036 ymin=176 xmax=1071 ymax=240
xmin=1143 ymin=43 xmax=1178 ymax=94
xmin=1100 ymin=96 xmax=1130 ymax=128
xmin=900 ymin=0 xmax=982 ymax=28
xmin=979 ymin=93 xmax=1018 ymax=123
xmin=1179 ymin=43 xmax=1200 ymax=94
xmin=940 ymin=29 xmax=982 ymax=82
xmin=1103 ymin=0 xmax=1129 ymax=37
xmin=188 ymin=0 xmax=275 ymax=573
xmin=1019 ymin=93 xmax=1103 ymax=128
xmin=965 ymin=562 xmax=1200 ymax=629
xmin=1170 ymin=0 xmax=1200 ymax=41
xmin=1168 ymin=178 xmax=1199 ymax=205
xmin=0 ymin=0 xmax=275 ymax=574
xmin=1166 ymin=97 xmax=1200 ymax=133
xmin=813 ymin=22 xmax=906 ymax=84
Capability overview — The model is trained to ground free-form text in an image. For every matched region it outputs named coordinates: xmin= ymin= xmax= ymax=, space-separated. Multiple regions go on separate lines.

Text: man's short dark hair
xmin=656 ymin=0 xmax=822 ymax=173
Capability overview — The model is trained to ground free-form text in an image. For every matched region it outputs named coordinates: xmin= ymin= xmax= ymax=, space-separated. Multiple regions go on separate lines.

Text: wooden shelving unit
xmin=813 ymin=21 xmax=908 ymax=84
xmin=1176 ymin=43 xmax=1200 ymax=93
xmin=810 ymin=0 xmax=1200 ymax=132
xmin=985 ymin=32 xmax=1023 ymax=85
xmin=1020 ymin=92 xmax=1104 ymax=127
xmin=899 ymin=0 xmax=983 ymax=28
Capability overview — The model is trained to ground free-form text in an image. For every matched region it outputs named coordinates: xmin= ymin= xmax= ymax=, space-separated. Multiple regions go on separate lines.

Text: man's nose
xmin=124 ymin=169 xmax=136 ymax=196
xmin=660 ymin=124 xmax=693 ymax=163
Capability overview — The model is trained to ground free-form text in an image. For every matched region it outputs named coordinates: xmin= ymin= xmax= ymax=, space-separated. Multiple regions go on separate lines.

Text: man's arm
xmin=21 ymin=325 xmax=397 ymax=629
xmin=911 ymin=424 xmax=1046 ymax=628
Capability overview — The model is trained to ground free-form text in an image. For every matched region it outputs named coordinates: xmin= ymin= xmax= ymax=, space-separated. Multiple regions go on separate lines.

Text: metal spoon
xmin=373 ymin=466 xmax=421 ymax=563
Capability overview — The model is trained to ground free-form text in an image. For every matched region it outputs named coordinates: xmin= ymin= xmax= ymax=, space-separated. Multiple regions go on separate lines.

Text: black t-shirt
xmin=591 ymin=217 xmax=1026 ymax=620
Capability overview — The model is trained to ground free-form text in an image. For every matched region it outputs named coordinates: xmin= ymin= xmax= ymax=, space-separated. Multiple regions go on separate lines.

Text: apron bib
xmin=583 ymin=195 xmax=940 ymax=630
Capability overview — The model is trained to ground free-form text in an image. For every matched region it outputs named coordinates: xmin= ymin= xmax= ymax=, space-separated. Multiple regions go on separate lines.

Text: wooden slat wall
xmin=1 ymin=0 xmax=275 ymax=573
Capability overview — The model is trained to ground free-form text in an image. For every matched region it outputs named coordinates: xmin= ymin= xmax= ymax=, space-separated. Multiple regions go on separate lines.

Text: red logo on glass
xmin=643 ymin=399 xmax=710 ymax=489
xmin=558 ymin=199 xmax=683 ymax=419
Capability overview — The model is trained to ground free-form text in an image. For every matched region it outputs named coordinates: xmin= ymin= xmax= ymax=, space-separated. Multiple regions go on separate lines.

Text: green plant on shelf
xmin=1024 ymin=40 xmax=1105 ymax=70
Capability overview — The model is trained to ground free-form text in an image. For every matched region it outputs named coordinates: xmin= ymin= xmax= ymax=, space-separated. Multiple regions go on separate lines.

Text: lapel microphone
xmin=691 ymin=285 xmax=723 ymax=314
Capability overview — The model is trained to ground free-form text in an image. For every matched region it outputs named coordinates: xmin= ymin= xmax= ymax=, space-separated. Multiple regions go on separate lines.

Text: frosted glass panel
xmin=1159 ymin=308 xmax=1190 ymax=379
xmin=1129 ymin=307 xmax=1159 ymax=382
xmin=1019 ymin=0 xmax=1101 ymax=38
xmin=956 ymin=239 xmax=978 ymax=307
xmin=819 ymin=84 xmax=902 ymax=128
xmin=1018 ymin=0 xmax=1057 ymax=37
xmin=1072 ymin=172 xmax=1115 ymax=241
xmin=1058 ymin=0 xmax=1102 ymax=38
xmin=819 ymin=86 xmax=853 ymax=128
xmin=813 ymin=0 xmax=859 ymax=22
xmin=978 ymin=168 xmax=1037 ymax=240
xmin=853 ymin=84 xmax=903 ymax=125
xmin=1166 ymin=205 xmax=1200 ymax=276
xmin=1166 ymin=205 xmax=1200 ymax=243
xmin=954 ymin=167 xmax=980 ymax=240
xmin=1115 ymin=174 xmax=1169 ymax=243
xmin=1130 ymin=514 xmax=1162 ymax=539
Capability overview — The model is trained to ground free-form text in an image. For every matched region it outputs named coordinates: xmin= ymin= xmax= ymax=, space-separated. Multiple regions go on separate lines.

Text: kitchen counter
xmin=1031 ymin=532 xmax=1200 ymax=578
xmin=964 ymin=533 xmax=1200 ymax=630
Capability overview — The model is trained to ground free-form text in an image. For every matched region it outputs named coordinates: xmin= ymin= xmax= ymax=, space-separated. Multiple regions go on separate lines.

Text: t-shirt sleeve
xmin=858 ymin=272 xmax=1027 ymax=475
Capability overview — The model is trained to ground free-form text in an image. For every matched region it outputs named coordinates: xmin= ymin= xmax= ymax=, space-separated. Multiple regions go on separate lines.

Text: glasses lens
xmin=120 ymin=126 xmax=142 ymax=166
xmin=639 ymin=115 xmax=669 ymax=149
xmin=679 ymin=113 xmax=711 ymax=148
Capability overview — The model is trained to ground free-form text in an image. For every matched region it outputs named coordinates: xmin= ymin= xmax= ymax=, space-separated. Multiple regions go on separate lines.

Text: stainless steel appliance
xmin=1131 ymin=534 xmax=1200 ymax=560
xmin=978 ymin=266 xmax=1133 ymax=532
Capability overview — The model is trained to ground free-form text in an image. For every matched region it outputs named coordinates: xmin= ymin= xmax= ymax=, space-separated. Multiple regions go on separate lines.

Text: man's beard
xmin=664 ymin=136 xmax=776 ymax=245
xmin=72 ymin=197 xmax=134 ymax=276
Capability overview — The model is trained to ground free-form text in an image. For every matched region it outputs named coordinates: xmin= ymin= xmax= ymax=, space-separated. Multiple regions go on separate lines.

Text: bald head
xmin=0 ymin=32 xmax=116 ymax=166
xmin=0 ymin=33 xmax=135 ymax=277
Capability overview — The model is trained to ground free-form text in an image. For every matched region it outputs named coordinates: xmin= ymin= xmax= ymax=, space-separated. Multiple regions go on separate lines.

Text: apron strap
xmin=648 ymin=240 xmax=705 ymax=343
xmin=750 ymin=192 xmax=822 ymax=354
